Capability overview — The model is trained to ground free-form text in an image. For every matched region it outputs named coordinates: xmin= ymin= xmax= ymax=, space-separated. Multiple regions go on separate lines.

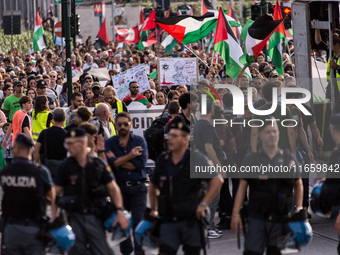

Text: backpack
xmin=144 ymin=116 xmax=171 ymax=161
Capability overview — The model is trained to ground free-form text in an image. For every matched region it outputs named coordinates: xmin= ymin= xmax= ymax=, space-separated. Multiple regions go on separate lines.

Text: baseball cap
xmin=92 ymin=82 xmax=101 ymax=89
xmin=37 ymin=79 xmax=47 ymax=88
xmin=269 ymin=70 xmax=279 ymax=78
xmin=13 ymin=81 xmax=23 ymax=87
xmin=115 ymin=54 xmax=121 ymax=58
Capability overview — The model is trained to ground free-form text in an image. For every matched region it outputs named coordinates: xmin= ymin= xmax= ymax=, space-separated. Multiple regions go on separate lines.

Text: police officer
xmin=105 ymin=112 xmax=148 ymax=255
xmin=231 ymin=119 xmax=303 ymax=255
xmin=0 ymin=133 xmax=55 ymax=255
xmin=53 ymin=128 xmax=129 ymax=255
xmin=149 ymin=121 xmax=224 ymax=255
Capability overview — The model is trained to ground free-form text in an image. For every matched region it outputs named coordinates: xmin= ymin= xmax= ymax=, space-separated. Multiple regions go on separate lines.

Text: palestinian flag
xmin=114 ymin=25 xmax=140 ymax=44
xmin=213 ymin=8 xmax=249 ymax=80
xmin=155 ymin=12 xmax=217 ymax=45
xmin=161 ymin=35 xmax=179 ymax=55
xmin=227 ymin=6 xmax=242 ymax=41
xmin=122 ymin=94 xmax=149 ymax=106
xmin=33 ymin=10 xmax=46 ymax=51
xmin=240 ymin=14 xmax=284 ymax=66
xmin=268 ymin=0 xmax=286 ymax=74
xmin=141 ymin=9 xmax=156 ymax=31
xmin=201 ymin=0 xmax=214 ymax=15
xmin=94 ymin=18 xmax=109 ymax=48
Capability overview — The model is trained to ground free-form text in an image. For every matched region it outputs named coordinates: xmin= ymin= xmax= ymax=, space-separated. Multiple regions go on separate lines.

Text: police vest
xmin=327 ymin=56 xmax=340 ymax=93
xmin=61 ymin=157 xmax=109 ymax=213
xmin=0 ymin=162 xmax=46 ymax=221
xmin=32 ymin=110 xmax=52 ymax=143
xmin=12 ymin=110 xmax=30 ymax=143
xmin=156 ymin=151 xmax=205 ymax=220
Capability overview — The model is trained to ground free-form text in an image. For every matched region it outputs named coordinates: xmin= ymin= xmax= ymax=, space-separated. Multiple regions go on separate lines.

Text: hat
xmin=37 ymin=79 xmax=47 ymax=88
xmin=269 ymin=70 xmax=279 ymax=78
xmin=92 ymin=82 xmax=101 ymax=89
xmin=65 ymin=128 xmax=87 ymax=139
xmin=263 ymin=66 xmax=273 ymax=74
xmin=172 ymin=53 xmax=179 ymax=58
xmin=115 ymin=54 xmax=121 ymax=58
xmin=15 ymin=133 xmax=35 ymax=148
xmin=13 ymin=81 xmax=23 ymax=87
xmin=196 ymin=78 xmax=210 ymax=86
xmin=169 ymin=118 xmax=190 ymax=134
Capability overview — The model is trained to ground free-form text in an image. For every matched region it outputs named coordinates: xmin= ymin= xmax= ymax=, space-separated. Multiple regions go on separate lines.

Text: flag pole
xmin=211 ymin=50 xmax=215 ymax=65
xmin=182 ymin=44 xmax=209 ymax=68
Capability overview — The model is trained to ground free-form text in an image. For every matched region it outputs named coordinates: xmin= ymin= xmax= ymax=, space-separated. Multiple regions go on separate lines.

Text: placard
xmin=158 ymin=58 xmax=198 ymax=86
xmin=112 ymin=64 xmax=150 ymax=100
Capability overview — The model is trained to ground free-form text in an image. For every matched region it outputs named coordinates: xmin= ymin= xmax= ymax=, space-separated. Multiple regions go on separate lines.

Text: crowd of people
xmin=1 ymin=17 xmax=340 ymax=254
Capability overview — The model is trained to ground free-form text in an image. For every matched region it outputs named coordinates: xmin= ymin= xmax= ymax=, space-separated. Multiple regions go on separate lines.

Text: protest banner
xmin=127 ymin=104 xmax=164 ymax=137
xmin=158 ymin=58 xmax=198 ymax=86
xmin=112 ymin=64 xmax=150 ymax=100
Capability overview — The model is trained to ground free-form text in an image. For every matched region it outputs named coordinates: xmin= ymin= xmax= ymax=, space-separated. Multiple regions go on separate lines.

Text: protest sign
xmin=158 ymin=58 xmax=198 ymax=86
xmin=112 ymin=64 xmax=150 ymax=100
xmin=127 ymin=105 xmax=164 ymax=137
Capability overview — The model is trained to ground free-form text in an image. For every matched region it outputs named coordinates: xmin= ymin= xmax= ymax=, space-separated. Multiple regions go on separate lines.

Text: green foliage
xmin=0 ymin=30 xmax=54 ymax=54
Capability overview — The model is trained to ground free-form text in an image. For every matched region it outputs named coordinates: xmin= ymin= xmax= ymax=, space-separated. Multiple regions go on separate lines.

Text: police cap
xmin=65 ymin=128 xmax=87 ymax=139
xmin=15 ymin=133 xmax=35 ymax=148
xmin=169 ymin=118 xmax=190 ymax=134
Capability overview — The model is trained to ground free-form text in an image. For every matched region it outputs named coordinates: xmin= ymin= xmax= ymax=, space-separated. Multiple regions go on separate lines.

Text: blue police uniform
xmin=241 ymin=149 xmax=299 ymax=255
xmin=54 ymin=156 xmax=115 ymax=255
xmin=105 ymin=133 xmax=148 ymax=255
xmin=0 ymin=157 xmax=53 ymax=255
xmin=151 ymin=149 xmax=214 ymax=255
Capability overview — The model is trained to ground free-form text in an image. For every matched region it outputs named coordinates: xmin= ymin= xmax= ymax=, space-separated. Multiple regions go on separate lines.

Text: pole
xmin=329 ymin=3 xmax=335 ymax=113
xmin=64 ymin=0 xmax=73 ymax=106
xmin=182 ymin=44 xmax=209 ymax=68
xmin=111 ymin=0 xmax=115 ymax=42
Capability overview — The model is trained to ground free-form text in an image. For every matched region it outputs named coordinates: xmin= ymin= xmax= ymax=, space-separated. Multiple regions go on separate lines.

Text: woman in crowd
xmin=156 ymin=91 xmax=166 ymax=105
xmin=0 ymin=84 xmax=13 ymax=109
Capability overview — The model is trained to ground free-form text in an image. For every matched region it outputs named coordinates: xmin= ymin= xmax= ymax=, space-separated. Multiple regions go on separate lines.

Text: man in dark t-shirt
xmin=34 ymin=108 xmax=67 ymax=176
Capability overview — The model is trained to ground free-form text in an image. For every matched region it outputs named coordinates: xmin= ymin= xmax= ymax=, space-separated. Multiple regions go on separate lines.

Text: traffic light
xmin=267 ymin=3 xmax=274 ymax=14
xmin=70 ymin=0 xmax=76 ymax=37
xmin=282 ymin=7 xmax=292 ymax=30
xmin=251 ymin=4 xmax=262 ymax=20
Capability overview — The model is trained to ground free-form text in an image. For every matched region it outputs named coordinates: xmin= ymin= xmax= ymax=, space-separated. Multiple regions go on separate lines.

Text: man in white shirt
xmin=82 ymin=56 xmax=98 ymax=72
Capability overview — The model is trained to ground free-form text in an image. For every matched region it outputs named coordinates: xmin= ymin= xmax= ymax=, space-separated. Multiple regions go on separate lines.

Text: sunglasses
xmin=117 ymin=122 xmax=129 ymax=127
xmin=51 ymin=75 xmax=56 ymax=78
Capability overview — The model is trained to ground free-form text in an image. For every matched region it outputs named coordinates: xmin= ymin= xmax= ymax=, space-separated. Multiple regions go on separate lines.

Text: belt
xmin=119 ymin=180 xmax=145 ymax=187
xmin=6 ymin=218 xmax=41 ymax=227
